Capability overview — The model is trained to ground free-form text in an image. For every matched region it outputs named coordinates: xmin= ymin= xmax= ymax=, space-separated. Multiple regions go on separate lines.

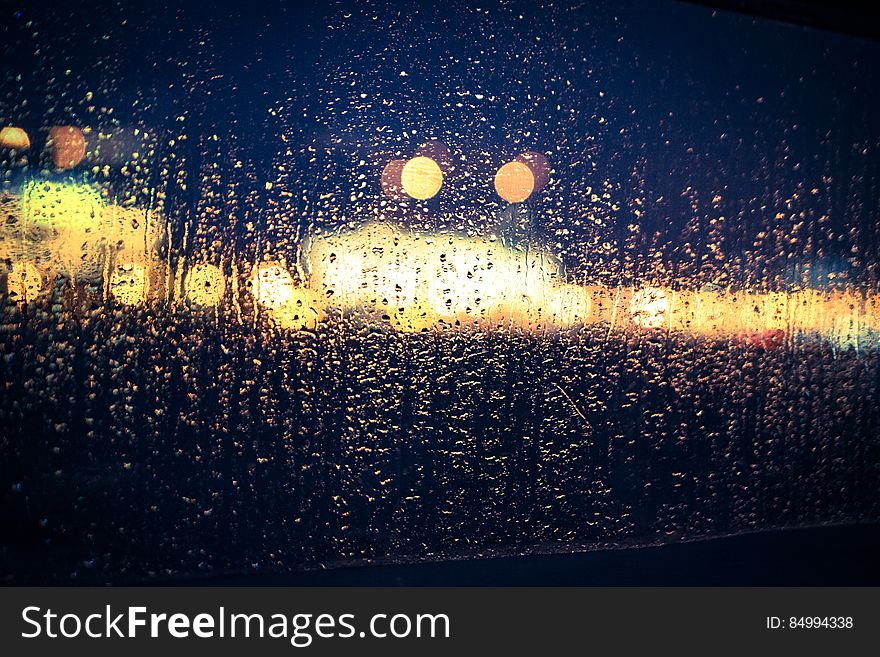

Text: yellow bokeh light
xmin=4 ymin=178 xmax=878 ymax=346
xmin=0 ymin=127 xmax=30 ymax=150
xmin=21 ymin=180 xmax=103 ymax=228
xmin=110 ymin=262 xmax=148 ymax=305
xmin=547 ymin=283 xmax=593 ymax=327
xmin=184 ymin=263 xmax=226 ymax=306
xmin=401 ymin=156 xmax=443 ymax=200
xmin=306 ymin=221 xmax=563 ymax=331
xmin=5 ymin=262 xmax=47 ymax=304
xmin=868 ymin=293 xmax=880 ymax=329
xmin=630 ymin=287 xmax=670 ymax=328
xmin=494 ymin=161 xmax=535 ymax=204
xmin=251 ymin=262 xmax=295 ymax=309
xmin=4 ymin=184 xmax=167 ymax=284
xmin=272 ymin=287 xmax=325 ymax=331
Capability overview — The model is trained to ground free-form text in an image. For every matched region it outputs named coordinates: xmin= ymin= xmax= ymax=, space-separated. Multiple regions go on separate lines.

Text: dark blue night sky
xmin=4 ymin=0 xmax=879 ymax=287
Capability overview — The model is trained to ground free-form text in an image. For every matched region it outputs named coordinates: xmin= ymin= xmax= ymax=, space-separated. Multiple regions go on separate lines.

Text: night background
xmin=1 ymin=0 xmax=879 ymax=584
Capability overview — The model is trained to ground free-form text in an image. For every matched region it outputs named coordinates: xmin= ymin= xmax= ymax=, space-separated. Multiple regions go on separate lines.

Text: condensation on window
xmin=1 ymin=0 xmax=879 ymax=582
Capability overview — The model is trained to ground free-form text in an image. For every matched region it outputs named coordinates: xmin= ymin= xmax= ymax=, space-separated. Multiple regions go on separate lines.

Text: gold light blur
xmin=184 ymin=263 xmax=226 ymax=306
xmin=302 ymin=222 xmax=880 ymax=342
xmin=21 ymin=180 xmax=103 ymax=228
xmin=48 ymin=125 xmax=86 ymax=169
xmin=110 ymin=262 xmax=149 ymax=305
xmin=0 ymin=127 xmax=30 ymax=150
xmin=307 ymin=221 xmax=563 ymax=330
xmin=249 ymin=262 xmax=325 ymax=330
xmin=630 ymin=287 xmax=670 ymax=329
xmin=546 ymin=284 xmax=593 ymax=326
xmin=251 ymin=262 xmax=295 ymax=309
xmin=271 ymin=287 xmax=325 ymax=331
xmin=5 ymin=262 xmax=47 ymax=304
xmin=401 ymin=156 xmax=443 ymax=200
xmin=494 ymin=161 xmax=535 ymax=204
xmin=2 ymin=183 xmax=879 ymax=346
xmin=3 ymin=183 xmax=165 ymax=286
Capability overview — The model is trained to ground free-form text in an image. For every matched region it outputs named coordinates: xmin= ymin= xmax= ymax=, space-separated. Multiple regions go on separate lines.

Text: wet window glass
xmin=1 ymin=0 xmax=879 ymax=583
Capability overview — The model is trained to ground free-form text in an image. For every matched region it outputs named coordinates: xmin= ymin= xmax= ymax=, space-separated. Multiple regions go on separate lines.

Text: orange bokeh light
xmin=0 ymin=127 xmax=30 ymax=150
xmin=494 ymin=161 xmax=535 ymax=203
xmin=48 ymin=125 xmax=86 ymax=169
